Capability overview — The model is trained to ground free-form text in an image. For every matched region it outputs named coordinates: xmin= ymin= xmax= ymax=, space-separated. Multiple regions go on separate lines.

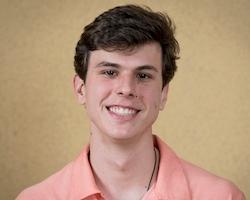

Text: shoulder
xmin=154 ymin=135 xmax=245 ymax=199
xmin=180 ymin=159 xmax=245 ymax=200
xmin=16 ymin=162 xmax=74 ymax=200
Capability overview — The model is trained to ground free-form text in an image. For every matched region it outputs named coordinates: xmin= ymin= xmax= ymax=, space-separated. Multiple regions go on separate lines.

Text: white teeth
xmin=109 ymin=106 xmax=137 ymax=116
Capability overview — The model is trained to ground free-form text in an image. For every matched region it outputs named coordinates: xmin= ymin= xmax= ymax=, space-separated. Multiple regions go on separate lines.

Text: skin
xmin=74 ymin=42 xmax=168 ymax=200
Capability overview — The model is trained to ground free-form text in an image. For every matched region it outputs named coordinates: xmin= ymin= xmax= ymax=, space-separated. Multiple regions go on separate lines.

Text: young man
xmin=17 ymin=4 xmax=245 ymax=200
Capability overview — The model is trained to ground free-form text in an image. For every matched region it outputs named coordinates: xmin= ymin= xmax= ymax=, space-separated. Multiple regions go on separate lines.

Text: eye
xmin=103 ymin=70 xmax=118 ymax=78
xmin=136 ymin=72 xmax=151 ymax=80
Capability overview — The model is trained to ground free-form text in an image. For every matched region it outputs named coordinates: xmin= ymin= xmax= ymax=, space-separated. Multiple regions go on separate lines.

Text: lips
xmin=106 ymin=105 xmax=140 ymax=116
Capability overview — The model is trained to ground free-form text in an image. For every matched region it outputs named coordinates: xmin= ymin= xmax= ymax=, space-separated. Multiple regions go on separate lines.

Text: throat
xmin=89 ymin=144 xmax=159 ymax=200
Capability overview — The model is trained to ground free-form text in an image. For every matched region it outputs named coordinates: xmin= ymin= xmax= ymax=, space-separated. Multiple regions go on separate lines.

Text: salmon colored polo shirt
xmin=17 ymin=135 xmax=245 ymax=200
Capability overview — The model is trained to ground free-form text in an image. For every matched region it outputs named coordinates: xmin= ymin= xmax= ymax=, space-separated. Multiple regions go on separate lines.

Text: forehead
xmin=88 ymin=42 xmax=162 ymax=70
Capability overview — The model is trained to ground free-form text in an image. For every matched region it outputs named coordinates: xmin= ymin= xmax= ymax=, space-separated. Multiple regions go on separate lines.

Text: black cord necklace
xmin=146 ymin=147 xmax=157 ymax=191
xmin=139 ymin=148 xmax=157 ymax=200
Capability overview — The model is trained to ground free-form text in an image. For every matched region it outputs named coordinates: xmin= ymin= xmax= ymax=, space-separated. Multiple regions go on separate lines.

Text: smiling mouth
xmin=106 ymin=106 xmax=140 ymax=116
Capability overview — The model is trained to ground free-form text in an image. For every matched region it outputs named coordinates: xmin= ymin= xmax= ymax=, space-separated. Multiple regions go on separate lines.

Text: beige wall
xmin=0 ymin=0 xmax=249 ymax=199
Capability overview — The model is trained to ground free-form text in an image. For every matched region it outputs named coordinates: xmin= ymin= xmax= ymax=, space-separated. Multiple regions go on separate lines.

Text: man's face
xmin=74 ymin=42 xmax=168 ymax=141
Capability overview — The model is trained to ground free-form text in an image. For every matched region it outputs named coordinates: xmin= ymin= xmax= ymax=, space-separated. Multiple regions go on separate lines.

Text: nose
xmin=115 ymin=74 xmax=137 ymax=98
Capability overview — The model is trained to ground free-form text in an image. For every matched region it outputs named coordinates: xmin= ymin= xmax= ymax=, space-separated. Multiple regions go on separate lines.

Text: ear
xmin=73 ymin=75 xmax=86 ymax=105
xmin=159 ymin=84 xmax=169 ymax=110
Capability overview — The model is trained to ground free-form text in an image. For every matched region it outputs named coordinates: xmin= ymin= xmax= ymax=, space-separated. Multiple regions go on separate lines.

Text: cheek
xmin=140 ymin=88 xmax=162 ymax=110
xmin=86 ymin=80 xmax=112 ymax=103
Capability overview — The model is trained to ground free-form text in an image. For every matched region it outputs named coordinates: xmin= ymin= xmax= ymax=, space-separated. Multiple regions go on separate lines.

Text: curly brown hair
xmin=74 ymin=4 xmax=179 ymax=87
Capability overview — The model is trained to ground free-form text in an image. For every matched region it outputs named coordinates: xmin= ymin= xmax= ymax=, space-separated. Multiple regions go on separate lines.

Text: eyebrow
xmin=96 ymin=61 xmax=120 ymax=68
xmin=96 ymin=61 xmax=159 ymax=72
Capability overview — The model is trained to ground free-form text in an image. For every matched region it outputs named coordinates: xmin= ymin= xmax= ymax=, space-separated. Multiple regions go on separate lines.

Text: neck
xmin=89 ymin=132 xmax=158 ymax=200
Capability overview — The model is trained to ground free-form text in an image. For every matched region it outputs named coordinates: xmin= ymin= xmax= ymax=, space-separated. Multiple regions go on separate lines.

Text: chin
xmin=104 ymin=128 xmax=140 ymax=141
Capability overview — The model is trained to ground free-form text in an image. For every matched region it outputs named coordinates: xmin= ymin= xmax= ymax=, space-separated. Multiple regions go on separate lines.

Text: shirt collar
xmin=153 ymin=135 xmax=192 ymax=200
xmin=68 ymin=135 xmax=191 ymax=200
xmin=69 ymin=145 xmax=102 ymax=200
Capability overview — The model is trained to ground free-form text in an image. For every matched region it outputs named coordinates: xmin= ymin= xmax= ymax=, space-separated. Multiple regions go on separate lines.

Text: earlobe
xmin=73 ymin=75 xmax=86 ymax=105
xmin=159 ymin=84 xmax=169 ymax=110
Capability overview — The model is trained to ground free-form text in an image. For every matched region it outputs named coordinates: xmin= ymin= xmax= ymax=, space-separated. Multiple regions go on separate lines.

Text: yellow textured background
xmin=0 ymin=0 xmax=249 ymax=199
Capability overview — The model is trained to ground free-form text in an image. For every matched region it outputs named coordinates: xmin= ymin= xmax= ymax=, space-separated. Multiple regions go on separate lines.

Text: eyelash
xmin=136 ymin=73 xmax=152 ymax=80
xmin=102 ymin=70 xmax=118 ymax=78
